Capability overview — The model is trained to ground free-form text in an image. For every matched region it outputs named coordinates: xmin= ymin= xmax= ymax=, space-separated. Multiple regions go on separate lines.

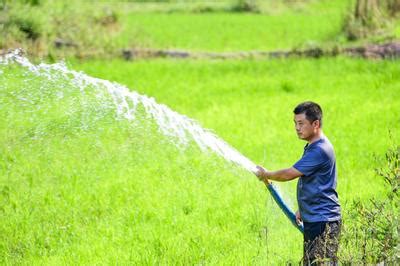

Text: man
xmin=255 ymin=101 xmax=341 ymax=265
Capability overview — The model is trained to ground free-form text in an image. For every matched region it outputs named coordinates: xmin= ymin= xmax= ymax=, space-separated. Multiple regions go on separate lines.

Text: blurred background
xmin=1 ymin=0 xmax=400 ymax=59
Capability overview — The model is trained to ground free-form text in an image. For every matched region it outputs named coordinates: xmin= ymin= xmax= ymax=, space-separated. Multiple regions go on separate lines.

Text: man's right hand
xmin=295 ymin=210 xmax=303 ymax=225
xmin=255 ymin=165 xmax=269 ymax=183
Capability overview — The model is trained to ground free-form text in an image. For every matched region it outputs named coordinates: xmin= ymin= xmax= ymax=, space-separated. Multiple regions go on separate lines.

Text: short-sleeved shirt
xmin=293 ymin=136 xmax=341 ymax=223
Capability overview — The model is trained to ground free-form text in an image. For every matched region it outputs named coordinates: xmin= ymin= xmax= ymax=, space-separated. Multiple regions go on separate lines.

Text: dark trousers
xmin=303 ymin=220 xmax=341 ymax=265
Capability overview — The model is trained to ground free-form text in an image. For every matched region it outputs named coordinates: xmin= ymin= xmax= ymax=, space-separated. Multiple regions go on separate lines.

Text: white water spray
xmin=1 ymin=50 xmax=257 ymax=173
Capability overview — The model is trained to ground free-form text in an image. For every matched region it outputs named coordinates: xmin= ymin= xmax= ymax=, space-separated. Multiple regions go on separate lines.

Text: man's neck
xmin=307 ymin=131 xmax=323 ymax=144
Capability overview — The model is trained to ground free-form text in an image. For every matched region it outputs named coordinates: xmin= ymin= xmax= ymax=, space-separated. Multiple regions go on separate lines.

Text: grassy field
xmin=0 ymin=60 xmax=302 ymax=264
xmin=114 ymin=0 xmax=349 ymax=52
xmin=1 ymin=55 xmax=399 ymax=264
xmin=71 ymin=57 xmax=400 ymax=201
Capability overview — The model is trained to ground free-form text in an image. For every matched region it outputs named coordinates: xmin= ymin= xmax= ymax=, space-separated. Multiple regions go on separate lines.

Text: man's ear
xmin=313 ymin=119 xmax=320 ymax=129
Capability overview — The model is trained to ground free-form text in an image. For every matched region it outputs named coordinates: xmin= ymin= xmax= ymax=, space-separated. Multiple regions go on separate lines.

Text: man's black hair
xmin=293 ymin=101 xmax=323 ymax=127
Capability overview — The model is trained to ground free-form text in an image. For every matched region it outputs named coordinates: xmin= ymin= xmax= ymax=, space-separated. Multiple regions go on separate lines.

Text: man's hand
xmin=255 ymin=165 xmax=270 ymax=183
xmin=295 ymin=210 xmax=303 ymax=225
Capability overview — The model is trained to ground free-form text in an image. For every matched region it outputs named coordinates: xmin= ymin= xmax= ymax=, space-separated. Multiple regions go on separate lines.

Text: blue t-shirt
xmin=293 ymin=136 xmax=341 ymax=223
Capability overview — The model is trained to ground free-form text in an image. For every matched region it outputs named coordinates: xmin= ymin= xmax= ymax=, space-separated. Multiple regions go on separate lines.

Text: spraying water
xmin=1 ymin=50 xmax=257 ymax=172
xmin=0 ymin=49 xmax=303 ymax=232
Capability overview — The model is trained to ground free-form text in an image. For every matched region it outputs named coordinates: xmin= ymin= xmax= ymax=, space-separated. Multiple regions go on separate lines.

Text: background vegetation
xmin=2 ymin=0 xmax=400 ymax=59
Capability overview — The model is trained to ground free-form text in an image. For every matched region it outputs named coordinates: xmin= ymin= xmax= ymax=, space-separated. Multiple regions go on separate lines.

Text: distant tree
xmin=344 ymin=0 xmax=399 ymax=40
xmin=387 ymin=0 xmax=400 ymax=15
xmin=354 ymin=0 xmax=381 ymax=26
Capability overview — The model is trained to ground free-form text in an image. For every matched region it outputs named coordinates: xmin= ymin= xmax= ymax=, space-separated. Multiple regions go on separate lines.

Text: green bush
xmin=342 ymin=0 xmax=400 ymax=40
xmin=340 ymin=145 xmax=400 ymax=264
xmin=8 ymin=16 xmax=42 ymax=40
xmin=21 ymin=0 xmax=42 ymax=6
xmin=230 ymin=0 xmax=260 ymax=13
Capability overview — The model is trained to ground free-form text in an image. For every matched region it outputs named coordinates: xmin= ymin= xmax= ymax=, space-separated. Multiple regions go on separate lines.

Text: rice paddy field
xmin=71 ymin=57 xmax=400 ymax=199
xmin=1 ymin=0 xmax=400 ymax=264
xmin=113 ymin=0 xmax=349 ymax=51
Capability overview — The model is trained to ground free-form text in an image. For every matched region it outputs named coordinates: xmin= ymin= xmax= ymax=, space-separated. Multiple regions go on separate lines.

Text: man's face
xmin=294 ymin=113 xmax=319 ymax=141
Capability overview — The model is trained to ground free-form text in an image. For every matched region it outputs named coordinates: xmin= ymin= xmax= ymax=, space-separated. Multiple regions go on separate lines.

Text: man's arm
xmin=255 ymin=165 xmax=303 ymax=182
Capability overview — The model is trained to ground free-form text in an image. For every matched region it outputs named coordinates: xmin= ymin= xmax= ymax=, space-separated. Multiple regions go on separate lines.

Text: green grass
xmin=0 ymin=61 xmax=302 ymax=264
xmin=1 ymin=56 xmax=399 ymax=264
xmin=71 ymin=57 xmax=400 ymax=201
xmin=115 ymin=0 xmax=349 ymax=51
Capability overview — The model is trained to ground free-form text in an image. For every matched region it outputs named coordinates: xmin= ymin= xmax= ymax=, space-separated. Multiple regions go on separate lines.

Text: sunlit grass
xmin=1 ymin=55 xmax=399 ymax=264
xmin=72 ymin=56 xmax=400 ymax=202
xmin=0 ymin=63 xmax=302 ymax=264
xmin=115 ymin=0 xmax=349 ymax=51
